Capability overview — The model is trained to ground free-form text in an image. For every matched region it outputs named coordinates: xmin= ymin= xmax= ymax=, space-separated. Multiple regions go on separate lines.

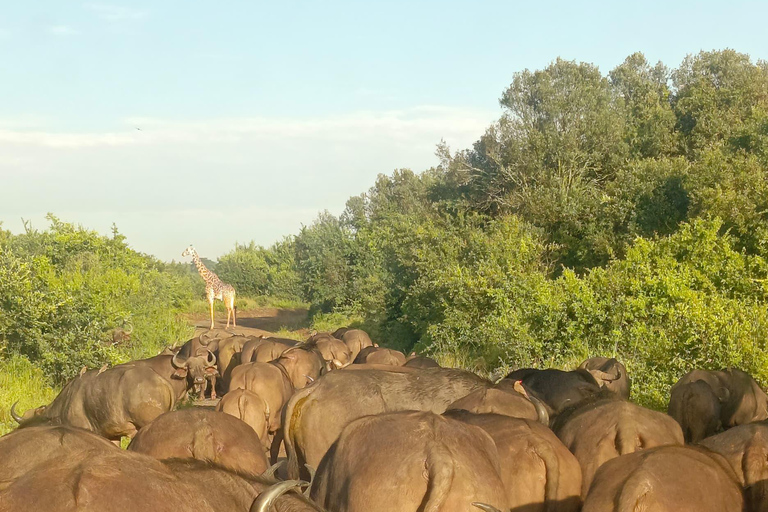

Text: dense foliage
xmin=3 ymin=49 xmax=766 ymax=412
xmin=0 ymin=216 xmax=197 ymax=384
xmin=219 ymin=49 xmax=768 ymax=408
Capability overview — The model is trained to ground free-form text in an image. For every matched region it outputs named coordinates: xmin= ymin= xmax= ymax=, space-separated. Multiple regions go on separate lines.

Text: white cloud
xmin=84 ymin=4 xmax=148 ymax=21
xmin=0 ymin=105 xmax=498 ymax=259
xmin=0 ymin=106 xmax=493 ymax=149
xmin=48 ymin=25 xmax=80 ymax=36
xmin=0 ymin=130 xmax=139 ymax=148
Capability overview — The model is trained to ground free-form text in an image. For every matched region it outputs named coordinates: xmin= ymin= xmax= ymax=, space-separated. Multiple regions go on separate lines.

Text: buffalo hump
xmin=128 ymin=408 xmax=268 ymax=476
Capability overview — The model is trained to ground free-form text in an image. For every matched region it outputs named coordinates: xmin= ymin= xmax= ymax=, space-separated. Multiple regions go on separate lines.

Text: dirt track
xmin=188 ymin=307 xmax=310 ymax=339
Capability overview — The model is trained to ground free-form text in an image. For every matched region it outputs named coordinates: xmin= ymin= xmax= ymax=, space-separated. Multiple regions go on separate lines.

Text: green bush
xmin=417 ymin=219 xmax=768 ymax=410
xmin=217 ymin=239 xmax=303 ymax=300
xmin=0 ymin=216 xmax=196 ymax=384
xmin=0 ymin=355 xmax=59 ymax=435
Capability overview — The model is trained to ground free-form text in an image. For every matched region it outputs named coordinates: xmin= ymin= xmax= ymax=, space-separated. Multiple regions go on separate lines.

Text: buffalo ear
xmin=172 ymin=368 xmax=188 ymax=379
xmin=204 ymin=367 xmax=219 ymax=376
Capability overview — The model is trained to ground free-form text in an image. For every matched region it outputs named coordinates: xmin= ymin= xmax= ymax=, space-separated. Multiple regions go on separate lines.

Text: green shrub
xmin=0 ymin=355 xmax=59 ymax=435
xmin=0 ymin=216 xmax=196 ymax=384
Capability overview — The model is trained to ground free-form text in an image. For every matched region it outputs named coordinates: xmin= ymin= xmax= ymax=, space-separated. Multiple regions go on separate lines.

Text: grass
xmin=186 ymin=295 xmax=309 ymax=316
xmin=309 ymin=311 xmax=364 ymax=334
xmin=272 ymin=328 xmax=308 ymax=341
xmin=0 ymin=355 xmax=59 ymax=435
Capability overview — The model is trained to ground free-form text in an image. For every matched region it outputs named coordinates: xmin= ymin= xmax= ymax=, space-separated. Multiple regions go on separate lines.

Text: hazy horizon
xmin=2 ymin=0 xmax=765 ymax=261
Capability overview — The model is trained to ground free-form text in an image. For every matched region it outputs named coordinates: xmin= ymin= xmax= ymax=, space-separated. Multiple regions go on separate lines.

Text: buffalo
xmin=241 ymin=336 xmax=297 ymax=364
xmin=582 ymin=445 xmax=743 ymax=512
xmin=502 ymin=368 xmax=603 ymax=417
xmin=553 ymin=394 xmax=684 ymax=496
xmin=0 ymin=447 xmax=319 ymax=512
xmin=353 ymin=346 xmax=406 ymax=366
xmin=668 ymin=368 xmax=768 ymax=440
xmin=447 ymin=380 xmax=549 ymax=424
xmin=578 ymin=357 xmax=630 ymax=400
xmin=306 ymin=335 xmax=353 ymax=370
xmin=273 ymin=345 xmax=326 ymax=389
xmin=216 ymin=388 xmax=270 ymax=451
xmin=11 ymin=352 xmax=215 ymax=440
xmin=668 ymin=379 xmax=722 ymax=442
xmin=445 ymin=410 xmax=582 ymax=512
xmin=0 ymin=425 xmax=116 ymax=484
xmin=227 ymin=362 xmax=294 ymax=435
xmin=699 ymin=421 xmax=768 ymax=512
xmin=215 ymin=334 xmax=248 ymax=392
xmin=310 ymin=411 xmax=508 ymax=512
xmin=403 ymin=353 xmax=441 ymax=369
xmin=127 ymin=408 xmax=269 ymax=476
xmin=282 ymin=367 xmax=491 ymax=479
xmin=339 ymin=329 xmax=373 ymax=361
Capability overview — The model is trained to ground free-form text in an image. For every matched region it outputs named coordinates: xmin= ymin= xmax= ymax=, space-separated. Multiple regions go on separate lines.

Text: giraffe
xmin=182 ymin=245 xmax=237 ymax=330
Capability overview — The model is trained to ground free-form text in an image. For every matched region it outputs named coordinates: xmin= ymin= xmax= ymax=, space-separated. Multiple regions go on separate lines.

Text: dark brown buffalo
xmin=0 ymin=447 xmax=319 ymax=512
xmin=0 ymin=425 xmax=116 ymax=484
xmin=503 ymin=368 xmax=603 ymax=417
xmin=228 ymin=362 xmax=294 ymax=433
xmin=553 ymin=395 xmax=684 ymax=496
xmin=445 ymin=410 xmax=582 ymax=512
xmin=283 ymin=367 xmax=490 ymax=479
xmin=669 ymin=368 xmax=768 ymax=438
xmin=339 ymin=329 xmax=373 ymax=361
xmin=578 ymin=357 xmax=630 ymax=400
xmin=11 ymin=352 xmax=214 ymax=440
xmin=127 ymin=408 xmax=268 ymax=475
xmin=582 ymin=445 xmax=743 ymax=512
xmin=331 ymin=327 xmax=350 ymax=339
xmin=216 ymin=388 xmax=270 ymax=451
xmin=668 ymin=379 xmax=722 ymax=442
xmin=699 ymin=421 xmax=768 ymax=512
xmin=353 ymin=346 xmax=406 ymax=366
xmin=403 ymin=353 xmax=441 ymax=369
xmin=310 ymin=411 xmax=507 ymax=512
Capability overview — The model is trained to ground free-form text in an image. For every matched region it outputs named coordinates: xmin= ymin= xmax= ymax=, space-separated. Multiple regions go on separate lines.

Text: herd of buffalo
xmin=3 ymin=326 xmax=768 ymax=511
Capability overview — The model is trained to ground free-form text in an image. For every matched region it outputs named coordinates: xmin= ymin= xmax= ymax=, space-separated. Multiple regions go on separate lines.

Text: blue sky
xmin=1 ymin=1 xmax=765 ymax=261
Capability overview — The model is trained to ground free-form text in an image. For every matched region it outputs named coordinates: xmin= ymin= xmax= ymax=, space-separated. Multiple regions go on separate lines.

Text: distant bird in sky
xmin=135 ymin=127 xmax=141 ymax=131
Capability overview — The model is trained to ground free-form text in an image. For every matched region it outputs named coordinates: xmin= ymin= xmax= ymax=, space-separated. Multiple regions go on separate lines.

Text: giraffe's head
xmin=181 ymin=245 xmax=195 ymax=258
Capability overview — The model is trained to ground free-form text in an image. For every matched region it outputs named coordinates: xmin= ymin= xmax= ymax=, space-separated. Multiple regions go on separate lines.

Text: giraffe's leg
xmin=209 ymin=299 xmax=215 ymax=330
xmin=232 ymin=296 xmax=237 ymax=327
xmin=226 ymin=306 xmax=231 ymax=329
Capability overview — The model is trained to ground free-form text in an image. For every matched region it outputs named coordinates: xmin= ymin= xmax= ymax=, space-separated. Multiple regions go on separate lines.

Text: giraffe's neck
xmin=190 ymin=250 xmax=213 ymax=282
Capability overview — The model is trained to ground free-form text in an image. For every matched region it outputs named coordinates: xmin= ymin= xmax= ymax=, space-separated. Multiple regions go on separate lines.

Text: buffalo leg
xmin=270 ymin=430 xmax=284 ymax=465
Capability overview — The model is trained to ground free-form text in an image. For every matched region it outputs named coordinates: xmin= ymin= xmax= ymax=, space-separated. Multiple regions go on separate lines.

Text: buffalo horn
xmin=262 ymin=460 xmax=285 ymax=479
xmin=332 ymin=359 xmax=343 ymax=369
xmin=205 ymin=350 xmax=217 ymax=367
xmin=514 ymin=380 xmax=550 ymax=426
xmin=303 ymin=464 xmax=316 ymax=497
xmin=250 ymin=480 xmax=305 ymax=512
xmin=304 ymin=374 xmax=314 ymax=384
xmin=171 ymin=351 xmax=185 ymax=369
xmin=472 ymin=503 xmax=502 ymax=512
xmin=592 ymin=369 xmax=619 ymax=382
xmin=10 ymin=401 xmax=23 ymax=423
